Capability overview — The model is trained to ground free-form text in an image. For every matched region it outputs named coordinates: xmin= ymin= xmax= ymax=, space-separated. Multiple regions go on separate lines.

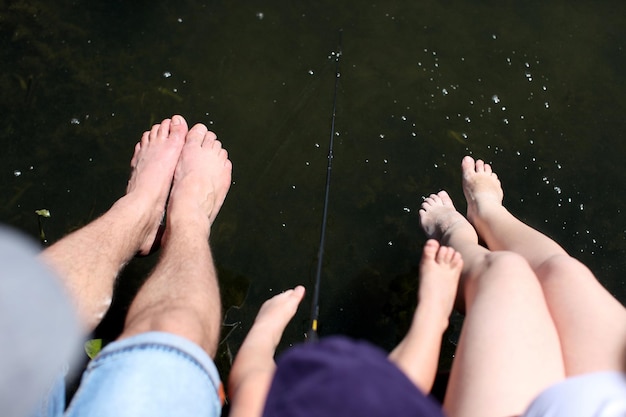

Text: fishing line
xmin=308 ymin=30 xmax=343 ymax=342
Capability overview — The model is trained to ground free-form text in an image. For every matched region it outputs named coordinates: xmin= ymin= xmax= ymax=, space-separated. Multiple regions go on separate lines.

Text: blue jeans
xmin=33 ymin=332 xmax=223 ymax=417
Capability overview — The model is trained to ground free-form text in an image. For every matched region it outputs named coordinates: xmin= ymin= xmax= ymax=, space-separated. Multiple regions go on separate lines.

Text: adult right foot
xmin=166 ymin=123 xmax=233 ymax=235
xmin=461 ymin=156 xmax=504 ymax=228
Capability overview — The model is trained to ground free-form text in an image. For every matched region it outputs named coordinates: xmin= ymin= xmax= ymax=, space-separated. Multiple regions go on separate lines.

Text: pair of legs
xmin=420 ymin=156 xmax=626 ymax=417
xmin=41 ymin=114 xmax=232 ymax=359
xmin=228 ymin=239 xmax=464 ymax=416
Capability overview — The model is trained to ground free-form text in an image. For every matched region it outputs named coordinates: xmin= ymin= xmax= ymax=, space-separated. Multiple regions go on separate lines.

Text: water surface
xmin=1 ymin=0 xmax=625 ymax=385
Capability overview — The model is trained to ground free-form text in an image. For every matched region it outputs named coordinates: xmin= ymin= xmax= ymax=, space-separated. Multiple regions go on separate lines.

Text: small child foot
xmin=249 ymin=286 xmax=306 ymax=349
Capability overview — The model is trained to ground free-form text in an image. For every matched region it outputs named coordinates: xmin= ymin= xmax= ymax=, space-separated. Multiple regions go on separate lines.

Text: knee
xmin=484 ymin=251 xmax=530 ymax=273
xmin=465 ymin=251 xmax=533 ymax=289
xmin=122 ymin=307 xmax=221 ymax=358
xmin=536 ymin=254 xmax=594 ymax=284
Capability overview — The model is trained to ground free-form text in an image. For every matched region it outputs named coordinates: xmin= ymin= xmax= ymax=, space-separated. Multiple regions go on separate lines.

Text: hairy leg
xmin=40 ymin=116 xmax=188 ymax=330
xmin=119 ymin=124 xmax=232 ymax=356
xmin=420 ymin=192 xmax=564 ymax=417
xmin=462 ymin=156 xmax=626 ymax=375
xmin=229 ymin=286 xmax=306 ymax=417
xmin=389 ymin=239 xmax=462 ymax=394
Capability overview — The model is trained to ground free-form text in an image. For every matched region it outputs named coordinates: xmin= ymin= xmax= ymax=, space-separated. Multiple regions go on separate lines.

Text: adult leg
xmin=420 ymin=192 xmax=565 ymax=417
xmin=40 ymin=116 xmax=188 ymax=330
xmin=461 ymin=156 xmax=626 ymax=376
xmin=119 ymin=123 xmax=232 ymax=356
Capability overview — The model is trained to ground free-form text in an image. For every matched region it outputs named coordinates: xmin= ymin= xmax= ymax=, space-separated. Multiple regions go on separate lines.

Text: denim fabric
xmin=63 ymin=332 xmax=222 ymax=417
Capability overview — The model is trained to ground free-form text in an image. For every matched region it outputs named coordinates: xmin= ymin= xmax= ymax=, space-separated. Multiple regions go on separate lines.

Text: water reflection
xmin=1 ymin=0 xmax=625 ymax=388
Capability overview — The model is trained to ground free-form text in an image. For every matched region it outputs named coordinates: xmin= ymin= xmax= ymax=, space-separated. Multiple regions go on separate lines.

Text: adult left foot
xmin=166 ymin=123 xmax=233 ymax=234
xmin=416 ymin=239 xmax=463 ymax=321
xmin=127 ymin=115 xmax=188 ymax=255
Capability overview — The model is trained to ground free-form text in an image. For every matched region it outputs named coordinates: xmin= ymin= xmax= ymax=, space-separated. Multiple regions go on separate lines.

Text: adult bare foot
xmin=417 ymin=239 xmax=463 ymax=320
xmin=388 ymin=240 xmax=462 ymax=392
xmin=127 ymin=115 xmax=188 ymax=255
xmin=461 ymin=156 xmax=504 ymax=227
xmin=166 ymin=123 xmax=232 ymax=234
xmin=419 ymin=191 xmax=475 ymax=245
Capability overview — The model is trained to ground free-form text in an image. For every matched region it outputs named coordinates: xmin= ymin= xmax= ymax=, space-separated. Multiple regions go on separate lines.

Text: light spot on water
xmin=256 ymin=12 xmax=264 ymax=20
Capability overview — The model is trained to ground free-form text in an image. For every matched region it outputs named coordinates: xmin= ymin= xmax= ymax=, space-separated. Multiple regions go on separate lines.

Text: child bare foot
xmin=127 ymin=115 xmax=188 ymax=255
xmin=166 ymin=123 xmax=232 ymax=234
xmin=420 ymin=191 xmax=477 ymax=246
xmin=228 ymin=286 xmax=305 ymax=417
xmin=248 ymin=286 xmax=306 ymax=349
xmin=461 ymin=156 xmax=504 ymax=227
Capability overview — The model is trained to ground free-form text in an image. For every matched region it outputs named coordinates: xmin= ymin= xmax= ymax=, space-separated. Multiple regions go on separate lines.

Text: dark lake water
xmin=2 ymin=0 xmax=625 ymax=390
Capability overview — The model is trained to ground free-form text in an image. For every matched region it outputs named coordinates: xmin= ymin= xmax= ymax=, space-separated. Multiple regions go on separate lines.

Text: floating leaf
xmin=84 ymin=339 xmax=103 ymax=359
xmin=35 ymin=209 xmax=51 ymax=217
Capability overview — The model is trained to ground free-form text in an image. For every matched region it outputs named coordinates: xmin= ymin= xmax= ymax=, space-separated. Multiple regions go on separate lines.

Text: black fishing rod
xmin=308 ymin=31 xmax=342 ymax=342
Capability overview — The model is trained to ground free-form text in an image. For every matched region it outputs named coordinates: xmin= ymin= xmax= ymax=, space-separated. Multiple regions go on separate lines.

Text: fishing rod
xmin=308 ymin=31 xmax=342 ymax=342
